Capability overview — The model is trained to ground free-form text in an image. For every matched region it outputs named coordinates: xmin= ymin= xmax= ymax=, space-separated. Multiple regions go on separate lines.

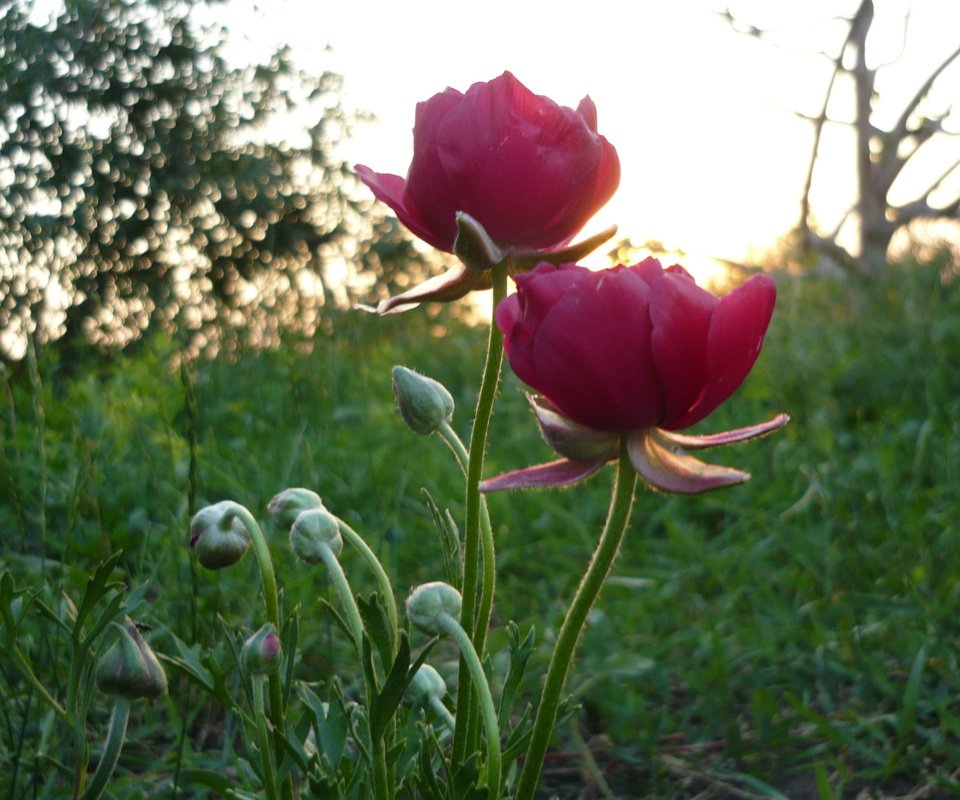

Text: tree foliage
xmin=0 ymin=0 xmax=425 ymax=359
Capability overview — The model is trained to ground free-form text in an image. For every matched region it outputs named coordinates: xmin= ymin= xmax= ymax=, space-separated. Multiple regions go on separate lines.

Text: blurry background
xmin=2 ymin=0 xmax=958 ymax=360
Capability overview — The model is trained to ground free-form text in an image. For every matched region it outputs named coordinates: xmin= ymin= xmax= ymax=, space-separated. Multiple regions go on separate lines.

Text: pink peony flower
xmin=483 ymin=258 xmax=787 ymax=493
xmin=357 ymin=71 xmax=619 ymax=253
xmin=355 ymin=72 xmax=620 ymax=312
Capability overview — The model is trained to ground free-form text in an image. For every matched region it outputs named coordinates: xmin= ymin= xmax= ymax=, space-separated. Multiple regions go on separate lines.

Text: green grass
xmin=4 ymin=259 xmax=960 ymax=798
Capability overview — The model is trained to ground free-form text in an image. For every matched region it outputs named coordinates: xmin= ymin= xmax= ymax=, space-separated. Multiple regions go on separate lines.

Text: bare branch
xmin=893 ymin=156 xmax=960 ymax=225
xmin=887 ymin=43 xmax=960 ymax=151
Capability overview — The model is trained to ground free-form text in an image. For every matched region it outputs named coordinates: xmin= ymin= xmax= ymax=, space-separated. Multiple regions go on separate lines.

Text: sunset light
xmin=261 ymin=0 xmax=959 ymax=281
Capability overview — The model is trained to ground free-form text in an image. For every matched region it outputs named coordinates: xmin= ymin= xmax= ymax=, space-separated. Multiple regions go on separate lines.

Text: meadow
xmin=3 ymin=258 xmax=960 ymax=799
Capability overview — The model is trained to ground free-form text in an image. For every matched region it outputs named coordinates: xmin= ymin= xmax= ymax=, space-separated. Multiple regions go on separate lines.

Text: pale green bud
xmin=268 ymin=487 xmax=325 ymax=530
xmin=406 ymin=581 xmax=462 ymax=635
xmin=96 ymin=619 xmax=168 ymax=700
xmin=290 ymin=507 xmax=343 ymax=564
xmin=189 ymin=501 xmax=251 ymax=570
xmin=392 ymin=366 xmax=454 ymax=436
xmin=408 ymin=663 xmax=447 ymax=705
xmin=241 ymin=623 xmax=282 ymax=675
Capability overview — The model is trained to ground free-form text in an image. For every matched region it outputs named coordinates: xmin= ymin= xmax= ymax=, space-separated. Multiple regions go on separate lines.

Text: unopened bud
xmin=96 ymin=619 xmax=168 ymax=700
xmin=408 ymin=663 xmax=447 ymax=704
xmin=242 ymin=623 xmax=282 ymax=675
xmin=290 ymin=507 xmax=343 ymax=564
xmin=189 ymin=501 xmax=251 ymax=570
xmin=406 ymin=582 xmax=462 ymax=635
xmin=392 ymin=366 xmax=454 ymax=436
xmin=268 ymin=488 xmax=325 ymax=530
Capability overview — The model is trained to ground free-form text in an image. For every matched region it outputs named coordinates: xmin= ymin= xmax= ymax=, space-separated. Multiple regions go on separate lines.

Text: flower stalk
xmin=513 ymin=439 xmax=638 ymax=800
xmin=453 ymin=260 xmax=507 ymax=762
xmin=221 ymin=503 xmax=290 ymax=800
xmin=78 ymin=699 xmax=129 ymax=800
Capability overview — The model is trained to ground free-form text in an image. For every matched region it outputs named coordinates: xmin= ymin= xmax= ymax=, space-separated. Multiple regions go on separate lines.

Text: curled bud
xmin=290 ymin=507 xmax=343 ymax=564
xmin=268 ymin=487 xmax=325 ymax=530
xmin=189 ymin=501 xmax=251 ymax=570
xmin=96 ymin=619 xmax=168 ymax=700
xmin=242 ymin=623 xmax=282 ymax=675
xmin=406 ymin=581 xmax=462 ymax=635
xmin=392 ymin=366 xmax=455 ymax=436
xmin=408 ymin=663 xmax=447 ymax=705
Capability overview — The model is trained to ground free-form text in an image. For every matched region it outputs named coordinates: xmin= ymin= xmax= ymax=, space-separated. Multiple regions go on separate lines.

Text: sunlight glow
xmin=233 ymin=0 xmax=958 ymax=278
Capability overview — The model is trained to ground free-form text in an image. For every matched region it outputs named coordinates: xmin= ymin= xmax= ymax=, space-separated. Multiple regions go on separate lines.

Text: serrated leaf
xmin=498 ymin=622 xmax=535 ymax=727
xmin=74 ymin=551 xmax=124 ymax=634
xmin=421 ymin=489 xmax=462 ymax=589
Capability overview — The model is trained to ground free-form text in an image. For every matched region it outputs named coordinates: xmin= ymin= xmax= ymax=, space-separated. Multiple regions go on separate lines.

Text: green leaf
xmin=300 ymin=682 xmax=350 ymax=773
xmin=74 ymin=551 xmax=124 ymax=636
xmin=498 ymin=622 xmax=535 ymax=727
xmin=421 ymin=489 xmax=462 ymax=589
xmin=357 ymin=592 xmax=394 ymax=666
xmin=370 ymin=634 xmax=438 ymax=742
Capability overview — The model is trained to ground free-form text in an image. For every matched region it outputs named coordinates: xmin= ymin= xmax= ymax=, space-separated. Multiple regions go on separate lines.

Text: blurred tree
xmin=0 ymin=0 xmax=429 ymax=360
xmin=725 ymin=1 xmax=959 ymax=277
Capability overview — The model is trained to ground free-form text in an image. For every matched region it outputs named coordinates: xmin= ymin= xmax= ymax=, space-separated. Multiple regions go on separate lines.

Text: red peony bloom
xmin=483 ymin=258 xmax=788 ymax=493
xmin=356 ymin=71 xmax=619 ymax=253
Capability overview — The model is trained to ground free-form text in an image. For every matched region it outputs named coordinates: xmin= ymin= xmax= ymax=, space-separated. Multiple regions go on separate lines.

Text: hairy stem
xmin=514 ymin=441 xmax=637 ymax=800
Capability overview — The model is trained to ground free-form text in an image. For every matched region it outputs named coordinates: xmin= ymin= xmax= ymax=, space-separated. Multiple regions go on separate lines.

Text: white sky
xmin=239 ymin=0 xmax=958 ymax=274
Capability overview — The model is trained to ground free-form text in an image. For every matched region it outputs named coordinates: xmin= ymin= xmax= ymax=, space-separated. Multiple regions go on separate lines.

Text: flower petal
xmin=401 ymin=88 xmax=467 ymax=250
xmin=368 ymin=265 xmax=486 ymax=314
xmin=437 ymin=72 xmax=618 ymax=249
xmin=354 ymin=165 xmax=451 ymax=252
xmin=648 ymin=269 xmax=716 ymax=428
xmin=668 ymin=274 xmax=777 ymax=430
xmin=528 ymin=267 xmax=662 ymax=431
xmin=480 ymin=457 xmax=608 ymax=492
xmin=627 ymin=430 xmax=750 ymax=493
xmin=529 ymin=395 xmax=620 ymax=461
xmin=656 ymin=413 xmax=790 ymax=450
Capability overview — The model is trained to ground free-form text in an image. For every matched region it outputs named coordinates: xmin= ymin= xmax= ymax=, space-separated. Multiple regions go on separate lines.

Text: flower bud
xmin=268 ymin=487 xmax=325 ymax=530
xmin=290 ymin=507 xmax=343 ymax=564
xmin=189 ymin=501 xmax=251 ymax=570
xmin=406 ymin=581 xmax=462 ymax=635
xmin=241 ymin=623 xmax=282 ymax=675
xmin=408 ymin=663 xmax=447 ymax=705
xmin=96 ymin=619 xmax=168 ymax=700
xmin=392 ymin=366 xmax=454 ymax=436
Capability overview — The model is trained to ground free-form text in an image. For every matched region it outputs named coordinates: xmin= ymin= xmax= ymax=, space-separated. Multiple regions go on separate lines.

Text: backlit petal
xmin=627 ymin=429 xmax=750 ymax=493
xmin=668 ymin=274 xmax=776 ymax=430
xmin=480 ymin=457 xmax=608 ymax=492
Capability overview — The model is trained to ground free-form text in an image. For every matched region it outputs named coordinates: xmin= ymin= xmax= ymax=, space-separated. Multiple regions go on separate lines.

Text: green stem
xmin=429 ymin=695 xmax=457 ymax=733
xmin=513 ymin=441 xmax=638 ymax=800
xmin=228 ymin=504 xmax=291 ymax=800
xmin=437 ymin=612 xmax=502 ymax=798
xmin=453 ymin=261 xmax=507 ymax=763
xmin=79 ymin=699 xmax=129 ymax=800
xmin=253 ymin=677 xmax=280 ymax=800
xmin=318 ymin=542 xmax=365 ymax=652
xmin=336 ymin=518 xmax=399 ymax=654
xmin=437 ymin=420 xmax=496 ymax=652
xmin=371 ymin=735 xmax=390 ymax=800
xmin=9 ymin=645 xmax=68 ymax=721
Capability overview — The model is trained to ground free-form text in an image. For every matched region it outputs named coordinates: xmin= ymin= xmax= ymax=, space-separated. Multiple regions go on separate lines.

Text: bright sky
xmin=246 ymin=0 xmax=959 ymax=278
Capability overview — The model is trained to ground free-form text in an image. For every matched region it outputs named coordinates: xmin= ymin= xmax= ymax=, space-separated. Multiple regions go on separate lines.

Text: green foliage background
xmin=4 ymin=258 xmax=960 ymax=796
